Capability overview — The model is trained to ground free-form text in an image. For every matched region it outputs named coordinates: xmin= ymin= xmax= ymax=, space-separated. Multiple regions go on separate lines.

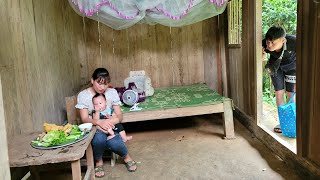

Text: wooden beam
xmin=241 ymin=0 xmax=256 ymax=117
xmin=219 ymin=12 xmax=229 ymax=97
xmin=297 ymin=0 xmax=320 ymax=166
xmin=255 ymin=0 xmax=263 ymax=125
xmin=122 ymin=104 xmax=224 ymax=123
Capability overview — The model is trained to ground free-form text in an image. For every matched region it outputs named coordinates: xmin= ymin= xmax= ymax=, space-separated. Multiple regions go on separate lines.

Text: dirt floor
xmin=38 ymin=114 xmax=302 ymax=180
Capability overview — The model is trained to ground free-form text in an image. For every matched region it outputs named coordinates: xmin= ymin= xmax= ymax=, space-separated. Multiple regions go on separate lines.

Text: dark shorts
xmin=271 ymin=68 xmax=296 ymax=92
xmin=114 ymin=123 xmax=124 ymax=133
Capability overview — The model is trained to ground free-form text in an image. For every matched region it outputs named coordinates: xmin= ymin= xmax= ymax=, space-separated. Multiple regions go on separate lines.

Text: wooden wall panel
xmin=240 ymin=0 xmax=256 ymax=117
xmin=141 ymin=25 xmax=158 ymax=86
xmin=84 ymin=20 xmax=100 ymax=81
xmin=309 ymin=4 xmax=320 ymax=165
xmin=155 ymin=25 xmax=172 ymax=87
xmin=220 ymin=12 xmax=229 ymax=97
xmin=175 ymin=27 xmax=186 ymax=86
xmin=0 ymin=0 xmax=24 ymax=136
xmin=310 ymin=17 xmax=320 ymax=164
xmin=188 ymin=24 xmax=204 ymax=84
xmin=228 ymin=48 xmax=243 ymax=109
xmin=0 ymin=0 xmax=224 ymax=136
xmin=0 ymin=0 xmax=86 ymax=136
xmin=203 ymin=18 xmax=220 ymax=92
xmin=171 ymin=27 xmax=183 ymax=85
xmin=82 ymin=19 xmax=212 ymax=89
xmin=226 ymin=0 xmax=261 ymax=119
xmin=129 ymin=25 xmax=144 ymax=72
xmin=30 ymin=0 xmax=84 ymax=128
xmin=297 ymin=0 xmax=320 ymax=167
xmin=114 ymin=29 xmax=132 ymax=86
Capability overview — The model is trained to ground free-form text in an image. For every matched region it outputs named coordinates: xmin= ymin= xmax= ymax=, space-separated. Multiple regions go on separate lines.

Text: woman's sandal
xmin=125 ymin=160 xmax=137 ymax=172
xmin=95 ymin=165 xmax=105 ymax=178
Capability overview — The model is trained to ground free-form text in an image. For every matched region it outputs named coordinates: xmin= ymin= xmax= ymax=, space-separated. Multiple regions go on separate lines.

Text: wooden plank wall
xmin=297 ymin=0 xmax=320 ymax=167
xmin=240 ymin=0 xmax=256 ymax=117
xmin=309 ymin=3 xmax=320 ymax=166
xmin=227 ymin=0 xmax=256 ymax=116
xmin=0 ymin=0 xmax=86 ymax=136
xmin=203 ymin=15 xmax=223 ymax=94
xmin=0 ymin=0 xmax=224 ymax=136
xmin=228 ymin=47 xmax=244 ymax=109
xmin=81 ymin=18 xmax=222 ymax=90
xmin=226 ymin=0 xmax=265 ymax=132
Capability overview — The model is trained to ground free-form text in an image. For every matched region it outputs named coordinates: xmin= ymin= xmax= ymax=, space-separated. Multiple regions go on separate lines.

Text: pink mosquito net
xmin=68 ymin=0 xmax=227 ymax=30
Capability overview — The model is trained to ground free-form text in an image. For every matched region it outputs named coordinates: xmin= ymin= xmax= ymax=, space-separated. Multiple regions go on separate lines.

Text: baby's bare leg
xmin=106 ymin=128 xmax=115 ymax=140
xmin=119 ymin=130 xmax=132 ymax=142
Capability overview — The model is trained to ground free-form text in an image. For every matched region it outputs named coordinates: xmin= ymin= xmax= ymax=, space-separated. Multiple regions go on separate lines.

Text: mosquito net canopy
xmin=68 ymin=0 xmax=227 ymax=30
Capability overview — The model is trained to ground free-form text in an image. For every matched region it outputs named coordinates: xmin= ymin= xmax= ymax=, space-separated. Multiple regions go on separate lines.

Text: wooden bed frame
xmin=123 ymin=99 xmax=235 ymax=139
xmin=66 ymin=96 xmax=235 ymax=140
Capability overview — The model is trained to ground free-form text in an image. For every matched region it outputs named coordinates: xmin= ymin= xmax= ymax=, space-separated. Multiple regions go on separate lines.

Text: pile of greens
xmin=32 ymin=125 xmax=84 ymax=147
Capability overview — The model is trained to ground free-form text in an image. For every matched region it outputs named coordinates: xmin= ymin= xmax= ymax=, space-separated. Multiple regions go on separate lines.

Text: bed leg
xmin=223 ymin=99 xmax=235 ymax=139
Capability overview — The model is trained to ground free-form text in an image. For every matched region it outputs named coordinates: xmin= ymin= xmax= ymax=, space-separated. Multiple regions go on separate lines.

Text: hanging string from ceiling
xmin=97 ymin=11 xmax=103 ymax=63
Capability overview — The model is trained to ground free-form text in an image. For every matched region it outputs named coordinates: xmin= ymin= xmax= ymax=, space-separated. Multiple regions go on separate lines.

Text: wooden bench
xmin=8 ymin=128 xmax=96 ymax=180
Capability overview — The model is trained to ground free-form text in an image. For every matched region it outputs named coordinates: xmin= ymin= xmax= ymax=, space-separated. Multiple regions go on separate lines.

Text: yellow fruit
xmin=43 ymin=122 xmax=64 ymax=133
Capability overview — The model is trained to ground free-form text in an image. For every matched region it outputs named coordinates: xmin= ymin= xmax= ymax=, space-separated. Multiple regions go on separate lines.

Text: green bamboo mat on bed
xmin=121 ymin=83 xmax=227 ymax=113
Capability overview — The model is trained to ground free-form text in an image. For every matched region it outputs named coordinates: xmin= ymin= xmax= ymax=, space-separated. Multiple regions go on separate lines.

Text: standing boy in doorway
xmin=262 ymin=25 xmax=296 ymax=133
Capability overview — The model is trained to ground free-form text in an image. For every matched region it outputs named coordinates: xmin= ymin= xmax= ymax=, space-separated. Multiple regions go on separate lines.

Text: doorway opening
xmin=258 ymin=0 xmax=298 ymax=153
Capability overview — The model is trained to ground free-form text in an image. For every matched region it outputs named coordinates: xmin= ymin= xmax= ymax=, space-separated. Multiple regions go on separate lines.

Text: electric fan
xmin=122 ymin=90 xmax=139 ymax=106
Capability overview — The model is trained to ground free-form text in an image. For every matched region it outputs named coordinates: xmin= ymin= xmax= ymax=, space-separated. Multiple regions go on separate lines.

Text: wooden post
xmin=255 ymin=0 xmax=263 ymax=125
xmin=85 ymin=144 xmax=95 ymax=180
xmin=29 ymin=166 xmax=40 ymax=180
xmin=71 ymin=160 xmax=81 ymax=180
xmin=0 ymin=75 xmax=11 ymax=179
xmin=223 ymin=99 xmax=235 ymax=139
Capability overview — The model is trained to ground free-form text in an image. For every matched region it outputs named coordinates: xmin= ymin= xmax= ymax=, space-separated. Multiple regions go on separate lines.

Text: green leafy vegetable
xmin=43 ymin=130 xmax=66 ymax=144
xmin=32 ymin=125 xmax=86 ymax=147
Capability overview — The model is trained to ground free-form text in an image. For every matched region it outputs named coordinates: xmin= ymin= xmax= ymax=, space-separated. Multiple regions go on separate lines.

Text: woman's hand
xmin=96 ymin=119 xmax=115 ymax=131
xmin=96 ymin=125 xmax=110 ymax=134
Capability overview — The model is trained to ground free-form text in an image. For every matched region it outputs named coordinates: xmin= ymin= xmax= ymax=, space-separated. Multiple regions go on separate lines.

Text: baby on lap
xmin=92 ymin=93 xmax=132 ymax=142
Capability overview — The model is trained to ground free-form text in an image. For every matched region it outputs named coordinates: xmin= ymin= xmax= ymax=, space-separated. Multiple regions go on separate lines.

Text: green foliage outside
xmin=262 ymin=0 xmax=297 ymax=106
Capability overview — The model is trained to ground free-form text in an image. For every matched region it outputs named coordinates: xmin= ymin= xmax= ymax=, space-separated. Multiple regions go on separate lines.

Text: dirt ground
xmin=39 ymin=114 xmax=302 ymax=180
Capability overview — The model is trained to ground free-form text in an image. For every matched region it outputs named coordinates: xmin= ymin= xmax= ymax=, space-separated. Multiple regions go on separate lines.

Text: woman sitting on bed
xmin=76 ymin=67 xmax=137 ymax=178
xmin=92 ymin=92 xmax=132 ymax=142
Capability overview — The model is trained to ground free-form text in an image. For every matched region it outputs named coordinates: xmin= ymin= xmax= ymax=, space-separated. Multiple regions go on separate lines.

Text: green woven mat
xmin=121 ymin=83 xmax=227 ymax=113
